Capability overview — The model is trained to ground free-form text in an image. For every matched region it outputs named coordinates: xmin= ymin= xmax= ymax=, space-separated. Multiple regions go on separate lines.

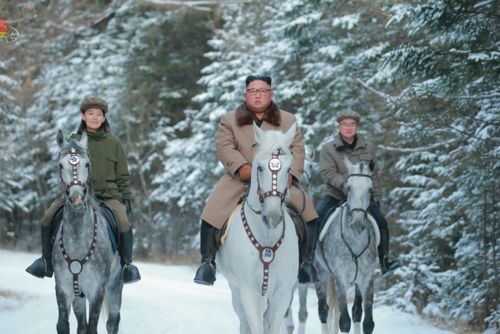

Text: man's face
xmin=81 ymin=108 xmax=106 ymax=132
xmin=339 ymin=118 xmax=358 ymax=142
xmin=245 ymin=80 xmax=273 ymax=113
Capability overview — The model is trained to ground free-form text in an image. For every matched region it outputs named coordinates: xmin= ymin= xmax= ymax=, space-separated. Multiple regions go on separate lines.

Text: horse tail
xmin=327 ymin=277 xmax=340 ymax=334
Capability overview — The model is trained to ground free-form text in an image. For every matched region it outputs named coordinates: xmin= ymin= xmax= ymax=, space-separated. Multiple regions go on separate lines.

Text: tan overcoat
xmin=202 ymin=103 xmax=318 ymax=229
xmin=319 ymin=133 xmax=382 ymax=202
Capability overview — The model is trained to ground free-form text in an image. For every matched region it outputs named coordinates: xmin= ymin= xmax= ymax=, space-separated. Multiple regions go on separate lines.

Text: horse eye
xmin=59 ymin=163 xmax=63 ymax=169
xmin=257 ymin=166 xmax=263 ymax=172
xmin=85 ymin=162 xmax=90 ymax=168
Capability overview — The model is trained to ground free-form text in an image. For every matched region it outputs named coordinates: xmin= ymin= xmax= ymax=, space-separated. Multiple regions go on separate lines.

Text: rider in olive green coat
xmin=26 ymin=97 xmax=141 ymax=284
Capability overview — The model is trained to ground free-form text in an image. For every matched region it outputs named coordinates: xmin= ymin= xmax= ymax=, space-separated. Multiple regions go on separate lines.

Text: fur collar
xmin=235 ymin=102 xmax=281 ymax=127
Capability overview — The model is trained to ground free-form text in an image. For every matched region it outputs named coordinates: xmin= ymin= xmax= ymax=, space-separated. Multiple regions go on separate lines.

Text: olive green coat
xmin=319 ymin=134 xmax=381 ymax=202
xmin=71 ymin=130 xmax=131 ymax=201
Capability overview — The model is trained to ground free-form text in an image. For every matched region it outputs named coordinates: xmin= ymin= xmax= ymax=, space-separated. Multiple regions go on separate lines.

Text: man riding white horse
xmin=313 ymin=110 xmax=400 ymax=275
xmin=193 ymin=75 xmax=320 ymax=285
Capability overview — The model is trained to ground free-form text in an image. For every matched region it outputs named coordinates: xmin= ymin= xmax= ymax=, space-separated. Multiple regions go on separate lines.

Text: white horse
xmin=217 ymin=123 xmax=299 ymax=334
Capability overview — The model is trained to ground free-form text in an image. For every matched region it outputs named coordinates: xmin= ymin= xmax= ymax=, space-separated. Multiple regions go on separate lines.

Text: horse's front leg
xmin=72 ymin=296 xmax=88 ymax=334
xmin=239 ymin=288 xmax=265 ymax=334
xmin=334 ymin=280 xmax=351 ymax=334
xmin=87 ymin=284 xmax=106 ymax=334
xmin=362 ymin=278 xmax=375 ymax=334
xmin=352 ymin=284 xmax=363 ymax=334
xmin=106 ymin=263 xmax=124 ymax=334
xmin=314 ymin=279 xmax=329 ymax=334
xmin=266 ymin=287 xmax=295 ymax=334
xmin=55 ymin=285 xmax=72 ymax=334
xmin=297 ymin=283 xmax=308 ymax=334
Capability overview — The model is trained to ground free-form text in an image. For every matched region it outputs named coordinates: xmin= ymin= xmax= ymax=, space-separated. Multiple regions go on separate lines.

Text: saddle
xmin=318 ymin=204 xmax=380 ymax=246
xmin=51 ymin=202 xmax=119 ymax=252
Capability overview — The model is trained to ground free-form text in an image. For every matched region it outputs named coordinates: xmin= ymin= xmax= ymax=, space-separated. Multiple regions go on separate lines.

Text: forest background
xmin=0 ymin=0 xmax=498 ymax=332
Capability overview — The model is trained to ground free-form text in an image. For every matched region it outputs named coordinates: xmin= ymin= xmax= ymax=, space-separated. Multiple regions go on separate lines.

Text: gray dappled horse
xmin=217 ymin=123 xmax=299 ymax=334
xmin=53 ymin=131 xmax=123 ymax=334
xmin=316 ymin=159 xmax=378 ymax=334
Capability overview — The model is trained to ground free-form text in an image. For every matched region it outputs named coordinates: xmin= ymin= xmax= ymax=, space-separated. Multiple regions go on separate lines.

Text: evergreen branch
xmin=379 ymin=138 xmax=459 ymax=153
xmin=355 ymin=78 xmax=395 ymax=101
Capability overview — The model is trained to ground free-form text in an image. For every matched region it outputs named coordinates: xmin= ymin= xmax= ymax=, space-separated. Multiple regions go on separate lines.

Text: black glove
xmin=123 ymin=199 xmax=132 ymax=216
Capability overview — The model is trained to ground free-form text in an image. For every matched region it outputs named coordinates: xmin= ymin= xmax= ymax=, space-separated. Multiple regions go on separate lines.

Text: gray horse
xmin=316 ymin=159 xmax=378 ymax=334
xmin=53 ymin=131 xmax=123 ymax=334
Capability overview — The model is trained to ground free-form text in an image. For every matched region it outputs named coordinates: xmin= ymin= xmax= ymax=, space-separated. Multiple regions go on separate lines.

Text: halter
xmin=256 ymin=149 xmax=288 ymax=204
xmin=60 ymin=147 xmax=88 ymax=194
xmin=59 ymin=209 xmax=98 ymax=297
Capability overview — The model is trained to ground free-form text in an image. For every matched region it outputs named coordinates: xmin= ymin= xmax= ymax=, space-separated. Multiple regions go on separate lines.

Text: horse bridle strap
xmin=61 ymin=147 xmax=87 ymax=193
xmin=257 ymin=151 xmax=287 ymax=204
xmin=59 ymin=209 xmax=98 ymax=297
xmin=241 ymin=201 xmax=286 ymax=296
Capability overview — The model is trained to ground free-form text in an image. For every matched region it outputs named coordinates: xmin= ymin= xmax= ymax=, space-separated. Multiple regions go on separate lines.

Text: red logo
xmin=0 ymin=19 xmax=9 ymax=37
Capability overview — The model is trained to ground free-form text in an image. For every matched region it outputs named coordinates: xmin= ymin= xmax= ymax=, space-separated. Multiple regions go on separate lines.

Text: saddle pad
xmin=220 ymin=204 xmax=242 ymax=245
xmin=319 ymin=205 xmax=380 ymax=246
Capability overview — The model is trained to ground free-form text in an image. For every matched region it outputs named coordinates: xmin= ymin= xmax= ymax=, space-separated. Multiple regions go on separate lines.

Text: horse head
xmin=57 ymin=130 xmax=91 ymax=210
xmin=251 ymin=122 xmax=296 ymax=228
xmin=344 ymin=157 xmax=373 ymax=234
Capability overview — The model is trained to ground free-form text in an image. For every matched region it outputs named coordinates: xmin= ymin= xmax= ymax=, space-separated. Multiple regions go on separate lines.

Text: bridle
xmin=246 ymin=149 xmax=288 ymax=215
xmin=60 ymin=147 xmax=89 ymax=196
xmin=345 ymin=173 xmax=372 ymax=219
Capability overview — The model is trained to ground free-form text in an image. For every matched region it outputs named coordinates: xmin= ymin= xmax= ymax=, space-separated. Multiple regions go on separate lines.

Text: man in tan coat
xmin=193 ymin=75 xmax=320 ymax=285
xmin=315 ymin=110 xmax=400 ymax=274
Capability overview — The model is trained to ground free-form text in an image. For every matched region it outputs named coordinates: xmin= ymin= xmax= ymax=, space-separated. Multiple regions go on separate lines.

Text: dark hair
xmin=76 ymin=119 xmax=110 ymax=134
xmin=245 ymin=75 xmax=272 ymax=87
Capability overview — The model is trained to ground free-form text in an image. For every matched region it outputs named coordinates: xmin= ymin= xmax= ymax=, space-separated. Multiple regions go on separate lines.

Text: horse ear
xmin=57 ymin=130 xmax=65 ymax=148
xmin=253 ymin=122 xmax=265 ymax=145
xmin=343 ymin=156 xmax=354 ymax=173
xmin=80 ymin=131 xmax=88 ymax=149
xmin=284 ymin=122 xmax=297 ymax=147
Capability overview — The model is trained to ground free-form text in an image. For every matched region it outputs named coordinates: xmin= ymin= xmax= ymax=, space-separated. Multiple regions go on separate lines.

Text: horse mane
xmin=350 ymin=160 xmax=373 ymax=176
xmin=60 ymin=139 xmax=87 ymax=156
xmin=254 ymin=129 xmax=292 ymax=161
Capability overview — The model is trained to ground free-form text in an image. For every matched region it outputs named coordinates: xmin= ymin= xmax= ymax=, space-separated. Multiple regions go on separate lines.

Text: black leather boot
xmin=298 ymin=218 xmax=319 ymax=283
xmin=119 ymin=230 xmax=141 ymax=284
xmin=193 ymin=221 xmax=217 ymax=285
xmin=378 ymin=226 xmax=400 ymax=275
xmin=26 ymin=226 xmax=53 ymax=278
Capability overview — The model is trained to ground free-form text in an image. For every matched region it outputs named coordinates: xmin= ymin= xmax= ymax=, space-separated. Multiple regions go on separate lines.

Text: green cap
xmin=80 ymin=97 xmax=108 ymax=113
xmin=336 ymin=110 xmax=360 ymax=124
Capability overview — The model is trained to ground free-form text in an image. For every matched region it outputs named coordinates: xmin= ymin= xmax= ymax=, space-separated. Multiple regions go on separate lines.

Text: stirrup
xmin=298 ymin=261 xmax=318 ymax=284
xmin=193 ymin=262 xmax=216 ymax=285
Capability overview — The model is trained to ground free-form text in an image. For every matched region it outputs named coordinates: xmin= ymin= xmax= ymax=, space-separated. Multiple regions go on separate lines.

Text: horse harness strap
xmin=340 ymin=206 xmax=371 ymax=285
xmin=62 ymin=147 xmax=87 ymax=193
xmin=241 ymin=201 xmax=286 ymax=296
xmin=257 ymin=150 xmax=287 ymax=204
xmin=59 ymin=209 xmax=98 ymax=297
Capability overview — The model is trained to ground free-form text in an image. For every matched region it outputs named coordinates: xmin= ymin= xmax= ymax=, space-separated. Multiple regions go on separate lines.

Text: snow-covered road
xmin=0 ymin=249 xmax=455 ymax=333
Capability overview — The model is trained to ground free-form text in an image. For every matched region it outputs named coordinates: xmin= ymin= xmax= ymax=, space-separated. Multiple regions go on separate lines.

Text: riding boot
xmin=378 ymin=226 xmax=400 ymax=275
xmin=193 ymin=220 xmax=217 ymax=285
xmin=119 ymin=230 xmax=141 ymax=284
xmin=298 ymin=218 xmax=319 ymax=283
xmin=26 ymin=226 xmax=53 ymax=278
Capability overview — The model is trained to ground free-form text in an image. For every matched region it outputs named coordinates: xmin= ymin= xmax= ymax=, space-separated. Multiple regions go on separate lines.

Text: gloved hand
xmin=238 ymin=164 xmax=252 ymax=182
xmin=123 ymin=199 xmax=132 ymax=216
xmin=288 ymin=174 xmax=293 ymax=187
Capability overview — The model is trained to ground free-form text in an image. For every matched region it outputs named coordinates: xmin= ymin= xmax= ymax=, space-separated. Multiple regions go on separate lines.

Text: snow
xmin=0 ymin=249 xmax=456 ymax=333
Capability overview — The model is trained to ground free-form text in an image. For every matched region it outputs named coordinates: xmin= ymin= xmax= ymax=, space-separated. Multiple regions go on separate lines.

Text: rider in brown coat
xmin=315 ymin=110 xmax=400 ymax=274
xmin=194 ymin=75 xmax=320 ymax=285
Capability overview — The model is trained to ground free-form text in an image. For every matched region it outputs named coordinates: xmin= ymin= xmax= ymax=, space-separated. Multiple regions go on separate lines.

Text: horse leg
xmin=87 ymin=285 xmax=106 ymax=334
xmin=266 ymin=288 xmax=295 ymax=334
xmin=362 ymin=278 xmax=375 ymax=334
xmin=314 ymin=279 xmax=328 ymax=334
xmin=352 ymin=285 xmax=363 ymax=334
xmin=229 ymin=284 xmax=251 ymax=334
xmin=239 ymin=288 xmax=264 ymax=334
xmin=333 ymin=280 xmax=351 ymax=334
xmin=106 ymin=265 xmax=124 ymax=334
xmin=72 ymin=296 xmax=88 ymax=334
xmin=55 ymin=286 xmax=72 ymax=334
xmin=297 ymin=283 xmax=308 ymax=334
xmin=281 ymin=305 xmax=294 ymax=334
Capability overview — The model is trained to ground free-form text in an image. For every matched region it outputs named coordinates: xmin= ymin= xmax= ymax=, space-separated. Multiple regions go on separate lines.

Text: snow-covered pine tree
xmin=379 ymin=0 xmax=499 ymax=329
